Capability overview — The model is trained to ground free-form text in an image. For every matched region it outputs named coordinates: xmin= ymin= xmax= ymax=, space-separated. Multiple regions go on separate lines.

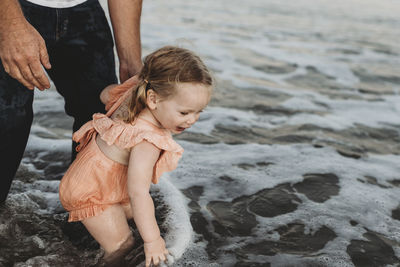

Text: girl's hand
xmin=144 ymin=236 xmax=169 ymax=266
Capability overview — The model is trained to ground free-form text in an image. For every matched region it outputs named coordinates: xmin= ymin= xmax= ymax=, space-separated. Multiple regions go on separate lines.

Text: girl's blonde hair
xmin=124 ymin=46 xmax=213 ymax=123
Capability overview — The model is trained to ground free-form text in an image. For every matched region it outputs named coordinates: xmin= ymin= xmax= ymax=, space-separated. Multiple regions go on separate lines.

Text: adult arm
xmin=108 ymin=0 xmax=143 ymax=83
xmin=127 ymin=141 xmax=169 ymax=267
xmin=0 ymin=0 xmax=51 ymax=90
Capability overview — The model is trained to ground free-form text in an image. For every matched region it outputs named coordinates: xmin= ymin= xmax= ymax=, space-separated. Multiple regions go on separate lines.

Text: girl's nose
xmin=187 ymin=114 xmax=197 ymax=125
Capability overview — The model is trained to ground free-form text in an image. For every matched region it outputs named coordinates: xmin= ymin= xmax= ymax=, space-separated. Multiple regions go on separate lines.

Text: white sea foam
xmin=153 ymin=176 xmax=193 ymax=262
xmin=284 ymin=95 xmax=400 ymax=130
xmin=170 ymin=140 xmax=400 ymax=264
xmin=190 ymin=93 xmax=400 ymax=133
xmin=32 ymin=84 xmax=64 ymax=113
xmin=26 ymin=133 xmax=70 ymax=152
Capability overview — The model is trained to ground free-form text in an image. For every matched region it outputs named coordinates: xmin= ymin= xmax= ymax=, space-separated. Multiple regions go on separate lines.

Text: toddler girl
xmin=59 ymin=46 xmax=213 ymax=266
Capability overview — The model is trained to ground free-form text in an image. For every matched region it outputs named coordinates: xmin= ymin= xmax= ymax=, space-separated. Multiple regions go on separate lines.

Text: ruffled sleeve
xmin=105 ymin=75 xmax=139 ymax=112
xmin=72 ymin=120 xmax=95 ymax=152
xmin=91 ymin=115 xmax=184 ymax=184
xmin=135 ymin=130 xmax=184 ymax=184
xmin=152 ymin=149 xmax=183 ymax=184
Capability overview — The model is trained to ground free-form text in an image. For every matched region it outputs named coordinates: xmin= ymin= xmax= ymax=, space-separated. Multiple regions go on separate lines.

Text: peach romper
xmin=59 ymin=76 xmax=184 ymax=222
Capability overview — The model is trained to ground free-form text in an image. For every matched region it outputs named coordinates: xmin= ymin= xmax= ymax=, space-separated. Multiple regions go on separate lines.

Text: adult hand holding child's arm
xmin=128 ymin=140 xmax=170 ymax=266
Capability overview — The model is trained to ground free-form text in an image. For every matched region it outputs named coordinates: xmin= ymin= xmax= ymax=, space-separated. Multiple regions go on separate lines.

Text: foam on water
xmin=26 ymin=134 xmax=71 ymax=152
xmin=32 ymin=83 xmax=64 ymax=113
xmin=282 ymin=95 xmax=400 ymax=130
xmin=153 ymin=176 xmax=193 ymax=261
xmin=190 ymin=92 xmax=400 ymax=133
xmin=188 ymin=107 xmax=263 ymax=135
xmin=139 ymin=0 xmax=399 ymax=91
xmin=171 ymin=140 xmax=400 ymax=265
xmin=139 ymin=0 xmax=400 ymax=137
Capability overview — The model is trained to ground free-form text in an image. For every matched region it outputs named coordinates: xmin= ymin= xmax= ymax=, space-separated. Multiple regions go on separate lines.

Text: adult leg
xmin=46 ymin=0 xmax=117 ymax=160
xmin=82 ymin=204 xmax=134 ymax=255
xmin=0 ymin=0 xmax=56 ymax=203
xmin=0 ymin=65 xmax=33 ymax=203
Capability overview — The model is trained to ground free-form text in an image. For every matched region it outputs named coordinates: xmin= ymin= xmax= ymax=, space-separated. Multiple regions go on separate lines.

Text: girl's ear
xmin=146 ymin=89 xmax=158 ymax=110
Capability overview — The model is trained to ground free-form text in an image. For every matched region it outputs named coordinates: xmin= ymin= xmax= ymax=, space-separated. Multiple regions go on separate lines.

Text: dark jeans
xmin=0 ymin=0 xmax=117 ymax=203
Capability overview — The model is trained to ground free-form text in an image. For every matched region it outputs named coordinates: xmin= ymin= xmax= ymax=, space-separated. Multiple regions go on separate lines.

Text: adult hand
xmin=119 ymin=58 xmax=142 ymax=83
xmin=0 ymin=20 xmax=51 ymax=90
xmin=144 ymin=236 xmax=169 ymax=267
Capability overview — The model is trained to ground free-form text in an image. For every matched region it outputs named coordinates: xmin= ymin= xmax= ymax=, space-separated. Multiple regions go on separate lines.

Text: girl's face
xmin=150 ymin=82 xmax=211 ymax=134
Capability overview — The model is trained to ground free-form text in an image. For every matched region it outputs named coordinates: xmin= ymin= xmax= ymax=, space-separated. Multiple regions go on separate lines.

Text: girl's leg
xmin=82 ymin=204 xmax=134 ymax=256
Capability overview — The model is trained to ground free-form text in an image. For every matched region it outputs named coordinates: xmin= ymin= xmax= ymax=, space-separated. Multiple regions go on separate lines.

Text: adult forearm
xmin=0 ymin=0 xmax=26 ymax=36
xmin=108 ymin=0 xmax=142 ymax=69
xmin=130 ymin=193 xmax=161 ymax=243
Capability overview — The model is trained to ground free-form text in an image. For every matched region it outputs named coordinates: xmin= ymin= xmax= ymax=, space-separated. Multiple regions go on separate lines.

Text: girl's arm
xmin=100 ymin=84 xmax=117 ymax=105
xmin=127 ymin=141 xmax=169 ymax=266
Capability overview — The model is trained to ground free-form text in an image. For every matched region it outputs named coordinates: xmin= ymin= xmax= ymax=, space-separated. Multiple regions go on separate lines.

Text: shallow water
xmin=1 ymin=0 xmax=400 ymax=266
